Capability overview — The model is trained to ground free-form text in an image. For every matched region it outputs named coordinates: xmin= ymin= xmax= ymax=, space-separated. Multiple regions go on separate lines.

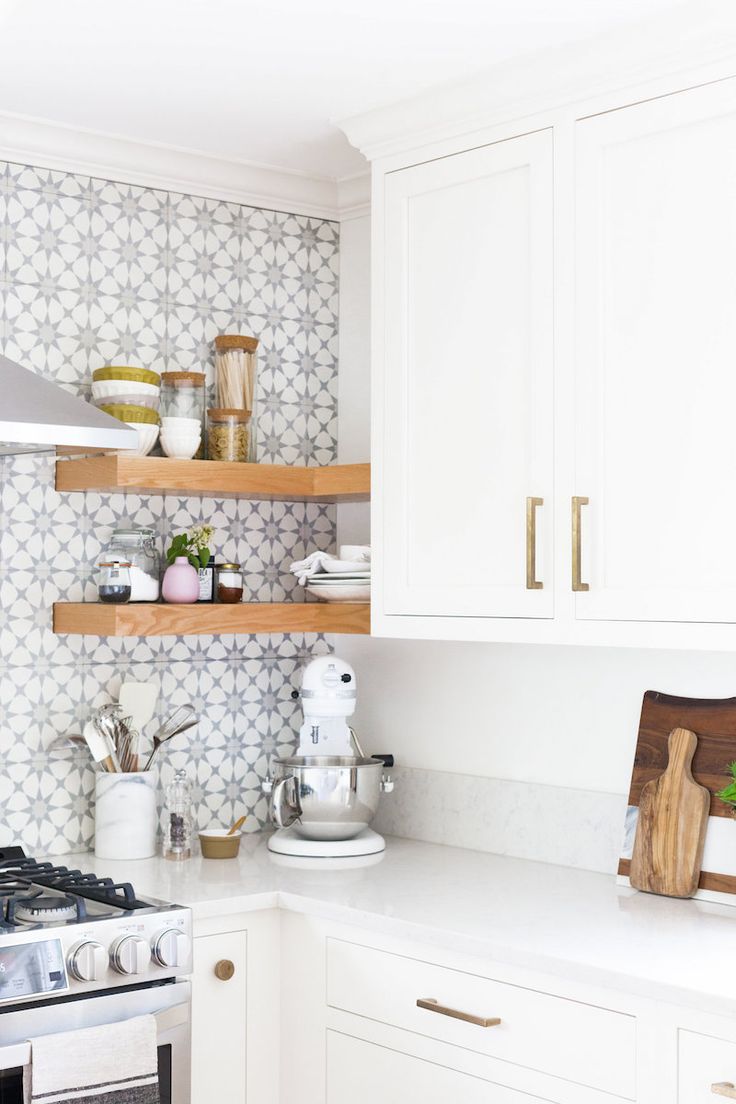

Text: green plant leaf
xmin=188 ymin=553 xmax=200 ymax=570
xmin=199 ymin=547 xmax=211 ymax=569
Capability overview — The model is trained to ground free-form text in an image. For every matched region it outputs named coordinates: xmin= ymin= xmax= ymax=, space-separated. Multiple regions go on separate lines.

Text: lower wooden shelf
xmin=52 ymin=602 xmax=370 ymax=637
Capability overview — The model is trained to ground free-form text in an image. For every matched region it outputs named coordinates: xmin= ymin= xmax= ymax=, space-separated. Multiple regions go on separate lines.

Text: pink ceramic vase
xmin=162 ymin=556 xmax=200 ymax=604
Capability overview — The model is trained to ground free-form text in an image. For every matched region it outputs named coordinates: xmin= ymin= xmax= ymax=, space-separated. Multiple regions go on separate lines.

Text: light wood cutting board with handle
xmin=629 ymin=726 xmax=710 ymax=898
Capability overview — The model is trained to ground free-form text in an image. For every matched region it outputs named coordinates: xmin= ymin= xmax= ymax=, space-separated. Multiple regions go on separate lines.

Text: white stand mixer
xmin=265 ymin=656 xmax=393 ymax=858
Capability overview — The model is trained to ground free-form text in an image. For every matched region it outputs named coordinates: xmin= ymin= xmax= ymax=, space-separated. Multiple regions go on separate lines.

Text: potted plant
xmin=717 ymin=763 xmax=736 ymax=814
xmin=162 ymin=525 xmax=213 ymax=604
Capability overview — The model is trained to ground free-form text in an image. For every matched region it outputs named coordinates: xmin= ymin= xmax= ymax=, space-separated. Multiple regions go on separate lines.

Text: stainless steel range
xmin=0 ymin=846 xmax=192 ymax=1104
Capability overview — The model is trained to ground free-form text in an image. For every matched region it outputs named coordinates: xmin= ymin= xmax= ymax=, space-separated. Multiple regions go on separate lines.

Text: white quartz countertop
xmin=63 ymin=836 xmax=736 ymax=1015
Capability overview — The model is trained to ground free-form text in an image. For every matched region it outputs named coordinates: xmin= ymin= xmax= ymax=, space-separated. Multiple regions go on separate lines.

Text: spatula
xmin=119 ymin=681 xmax=158 ymax=771
xmin=630 ymin=726 xmax=710 ymax=898
xmin=119 ymin=681 xmax=158 ymax=733
xmin=83 ymin=721 xmax=118 ymax=773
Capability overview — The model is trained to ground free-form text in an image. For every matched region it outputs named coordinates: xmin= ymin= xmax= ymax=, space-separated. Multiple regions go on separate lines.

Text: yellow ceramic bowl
xmin=199 ymin=830 xmax=242 ymax=859
xmin=99 ymin=403 xmax=160 ymax=425
xmin=93 ymin=366 xmax=161 ymax=388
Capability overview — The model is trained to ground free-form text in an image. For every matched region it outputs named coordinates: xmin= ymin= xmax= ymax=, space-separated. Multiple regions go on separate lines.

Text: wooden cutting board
xmin=629 ymin=726 xmax=710 ymax=898
xmin=618 ymin=691 xmax=736 ymax=897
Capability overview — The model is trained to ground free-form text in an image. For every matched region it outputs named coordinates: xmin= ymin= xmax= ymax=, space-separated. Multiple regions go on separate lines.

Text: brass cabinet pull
xmin=712 ymin=1085 xmax=736 ymax=1099
xmin=571 ymin=496 xmax=589 ymax=592
xmin=526 ymin=497 xmax=543 ymax=590
xmin=416 ymin=998 xmax=501 ymax=1028
xmin=214 ymin=959 xmax=235 ymax=982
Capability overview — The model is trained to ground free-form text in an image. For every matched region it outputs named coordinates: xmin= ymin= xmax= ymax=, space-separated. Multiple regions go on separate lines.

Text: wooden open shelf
xmin=55 ymin=456 xmax=370 ymax=501
xmin=53 ymin=602 xmax=370 ymax=637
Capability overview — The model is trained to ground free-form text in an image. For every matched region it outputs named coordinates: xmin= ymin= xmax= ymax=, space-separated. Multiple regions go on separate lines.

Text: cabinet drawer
xmin=327 ymin=1030 xmax=555 ymax=1104
xmin=327 ymin=939 xmax=636 ymax=1099
xmin=679 ymin=1029 xmax=736 ymax=1102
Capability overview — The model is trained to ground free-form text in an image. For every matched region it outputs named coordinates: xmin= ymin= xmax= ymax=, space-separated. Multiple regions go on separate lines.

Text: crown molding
xmin=336 ymin=172 xmax=371 ymax=221
xmin=0 ymin=110 xmax=368 ymax=222
xmin=338 ymin=1 xmax=736 ymax=163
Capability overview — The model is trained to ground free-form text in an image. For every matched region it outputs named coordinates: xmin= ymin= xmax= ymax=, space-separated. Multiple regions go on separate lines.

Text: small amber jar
xmin=217 ymin=563 xmax=244 ymax=603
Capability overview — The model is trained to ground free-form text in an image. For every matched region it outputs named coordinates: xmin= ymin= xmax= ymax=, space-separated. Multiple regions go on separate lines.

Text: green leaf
xmin=199 ymin=547 xmax=211 ymax=569
xmin=187 ymin=554 xmax=200 ymax=570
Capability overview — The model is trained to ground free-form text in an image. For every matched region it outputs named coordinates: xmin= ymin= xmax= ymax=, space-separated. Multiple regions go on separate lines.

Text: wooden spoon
xmin=228 ymin=816 xmax=246 ymax=836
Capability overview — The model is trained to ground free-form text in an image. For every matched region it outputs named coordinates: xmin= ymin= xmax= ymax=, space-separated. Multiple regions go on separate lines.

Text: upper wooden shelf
xmin=55 ymin=456 xmax=370 ymax=501
xmin=53 ymin=602 xmax=370 ymax=637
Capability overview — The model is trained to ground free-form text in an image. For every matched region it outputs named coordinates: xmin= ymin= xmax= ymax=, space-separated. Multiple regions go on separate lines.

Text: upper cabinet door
xmin=574 ymin=79 xmax=736 ymax=623
xmin=380 ymin=129 xmax=554 ymax=619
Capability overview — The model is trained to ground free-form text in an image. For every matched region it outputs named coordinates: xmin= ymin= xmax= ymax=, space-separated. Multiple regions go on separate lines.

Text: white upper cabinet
xmin=356 ymin=44 xmax=736 ymax=647
xmin=380 ymin=130 xmax=554 ymax=619
xmin=574 ymin=78 xmax=736 ymax=624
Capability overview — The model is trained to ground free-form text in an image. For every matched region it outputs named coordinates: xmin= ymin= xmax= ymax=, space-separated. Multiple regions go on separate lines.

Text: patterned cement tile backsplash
xmin=0 ymin=160 xmax=340 ymax=855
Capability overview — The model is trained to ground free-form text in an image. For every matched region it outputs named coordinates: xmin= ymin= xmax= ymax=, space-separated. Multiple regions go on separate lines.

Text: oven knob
xmin=110 ymin=936 xmax=151 ymax=975
xmin=152 ymin=928 xmax=189 ymax=969
xmin=68 ymin=940 xmax=107 ymax=982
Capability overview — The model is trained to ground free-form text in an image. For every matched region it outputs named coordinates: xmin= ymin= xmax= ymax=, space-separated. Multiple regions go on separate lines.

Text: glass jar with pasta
xmin=206 ymin=408 xmax=251 ymax=462
xmin=213 ymin=334 xmax=258 ymax=459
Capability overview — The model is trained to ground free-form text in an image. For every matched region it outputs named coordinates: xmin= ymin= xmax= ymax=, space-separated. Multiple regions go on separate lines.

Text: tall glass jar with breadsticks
xmin=213 ymin=335 xmax=259 ymax=461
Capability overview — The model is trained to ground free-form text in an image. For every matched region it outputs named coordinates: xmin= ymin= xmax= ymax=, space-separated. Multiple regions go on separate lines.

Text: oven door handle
xmin=0 ymin=1001 xmax=189 ymax=1071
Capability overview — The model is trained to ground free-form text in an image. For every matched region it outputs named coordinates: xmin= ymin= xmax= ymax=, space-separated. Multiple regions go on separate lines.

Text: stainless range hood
xmin=0 ymin=355 xmax=138 ymax=456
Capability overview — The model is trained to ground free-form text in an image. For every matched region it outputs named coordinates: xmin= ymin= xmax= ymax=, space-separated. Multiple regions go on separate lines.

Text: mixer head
xmin=299 ymin=655 xmax=356 ymax=721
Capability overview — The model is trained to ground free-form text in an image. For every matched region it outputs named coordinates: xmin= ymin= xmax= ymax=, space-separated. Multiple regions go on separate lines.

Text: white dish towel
xmin=24 ymin=1014 xmax=159 ymax=1104
xmin=289 ymin=550 xmax=337 ymax=585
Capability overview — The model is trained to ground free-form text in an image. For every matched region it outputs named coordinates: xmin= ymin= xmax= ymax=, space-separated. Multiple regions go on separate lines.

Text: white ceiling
xmin=0 ymin=0 xmax=695 ymax=180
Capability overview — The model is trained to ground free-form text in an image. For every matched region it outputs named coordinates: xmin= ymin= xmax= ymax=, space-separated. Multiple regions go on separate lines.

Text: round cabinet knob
xmin=214 ymin=958 xmax=235 ymax=982
xmin=68 ymin=940 xmax=107 ymax=983
xmin=152 ymin=928 xmax=189 ymax=969
xmin=110 ymin=936 xmax=150 ymax=976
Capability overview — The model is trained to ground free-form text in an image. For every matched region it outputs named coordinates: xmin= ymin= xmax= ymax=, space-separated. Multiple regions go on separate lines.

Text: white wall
xmin=336 ymin=214 xmax=736 ymax=799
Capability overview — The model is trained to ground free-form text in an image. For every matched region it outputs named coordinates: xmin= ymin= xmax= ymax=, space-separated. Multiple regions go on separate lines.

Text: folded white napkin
xmin=24 ymin=1014 xmax=159 ymax=1104
xmin=289 ymin=550 xmax=338 ymax=585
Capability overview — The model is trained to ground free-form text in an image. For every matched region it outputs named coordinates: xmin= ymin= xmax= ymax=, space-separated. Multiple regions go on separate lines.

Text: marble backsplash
xmin=371 ymin=766 xmax=627 ymax=874
xmin=0 ymin=159 xmax=340 ymax=855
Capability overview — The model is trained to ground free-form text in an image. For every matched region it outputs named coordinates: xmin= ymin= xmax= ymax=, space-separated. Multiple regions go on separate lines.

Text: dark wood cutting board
xmin=619 ymin=691 xmax=736 ymax=896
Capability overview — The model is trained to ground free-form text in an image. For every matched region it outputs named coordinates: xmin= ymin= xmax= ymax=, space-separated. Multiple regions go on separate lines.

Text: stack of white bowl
xmin=91 ymin=367 xmax=161 ymax=457
xmin=160 ymin=416 xmax=201 ymax=459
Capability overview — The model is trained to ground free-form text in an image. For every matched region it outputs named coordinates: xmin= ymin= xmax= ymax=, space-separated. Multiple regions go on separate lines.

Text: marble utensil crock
xmin=95 ymin=772 xmax=158 ymax=860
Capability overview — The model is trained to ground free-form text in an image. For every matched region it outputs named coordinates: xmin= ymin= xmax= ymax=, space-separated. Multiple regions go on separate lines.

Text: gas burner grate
xmin=0 ymin=858 xmax=150 ymax=911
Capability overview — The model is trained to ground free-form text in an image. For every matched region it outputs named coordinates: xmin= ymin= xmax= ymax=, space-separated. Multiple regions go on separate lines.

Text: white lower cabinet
xmin=190 ymin=910 xmax=279 ymax=1104
xmin=679 ymin=1029 xmax=736 ymax=1103
xmin=326 ymin=1031 xmax=554 ymax=1103
xmin=191 ymin=929 xmax=247 ymax=1104
xmin=326 ymin=938 xmax=636 ymax=1099
xmin=192 ymin=907 xmax=736 ymax=1104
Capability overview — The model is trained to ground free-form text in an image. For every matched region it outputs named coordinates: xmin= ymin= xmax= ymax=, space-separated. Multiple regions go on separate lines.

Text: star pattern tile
xmin=0 ymin=159 xmax=339 ymax=854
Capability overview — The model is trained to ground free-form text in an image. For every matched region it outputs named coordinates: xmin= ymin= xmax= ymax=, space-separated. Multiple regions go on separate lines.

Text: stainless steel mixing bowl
xmin=268 ymin=755 xmax=391 ymax=841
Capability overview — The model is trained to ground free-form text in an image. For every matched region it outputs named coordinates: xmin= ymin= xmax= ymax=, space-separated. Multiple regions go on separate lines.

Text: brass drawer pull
xmin=571 ymin=495 xmax=589 ymax=592
xmin=712 ymin=1085 xmax=736 ymax=1099
xmin=214 ymin=959 xmax=235 ymax=981
xmin=526 ymin=497 xmax=543 ymax=590
xmin=416 ymin=997 xmax=501 ymax=1028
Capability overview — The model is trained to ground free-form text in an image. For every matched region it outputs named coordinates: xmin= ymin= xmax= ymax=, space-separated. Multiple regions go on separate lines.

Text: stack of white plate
xmin=305 ymin=558 xmax=370 ymax=603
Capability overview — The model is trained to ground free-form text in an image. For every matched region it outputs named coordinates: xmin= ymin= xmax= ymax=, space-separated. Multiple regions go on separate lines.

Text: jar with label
xmin=97 ymin=558 xmax=132 ymax=603
xmin=217 ymin=563 xmax=244 ymax=603
xmin=109 ymin=527 xmax=161 ymax=601
xmin=207 ymin=408 xmax=251 ymax=462
xmin=160 ymin=372 xmax=206 ymax=459
xmin=163 ymin=769 xmax=193 ymax=861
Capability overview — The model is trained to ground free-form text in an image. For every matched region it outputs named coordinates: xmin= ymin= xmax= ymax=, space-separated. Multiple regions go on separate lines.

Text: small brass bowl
xmin=199 ymin=829 xmax=242 ymax=859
